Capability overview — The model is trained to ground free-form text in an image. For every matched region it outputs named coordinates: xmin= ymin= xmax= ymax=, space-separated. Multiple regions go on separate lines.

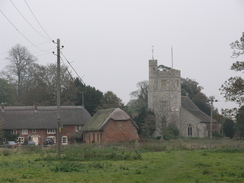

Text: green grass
xmin=0 ymin=140 xmax=243 ymax=183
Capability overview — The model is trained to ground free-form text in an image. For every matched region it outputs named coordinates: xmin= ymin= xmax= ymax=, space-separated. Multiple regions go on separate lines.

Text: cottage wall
xmin=16 ymin=129 xmax=47 ymax=145
xmin=102 ymin=119 xmax=139 ymax=144
xmin=83 ymin=132 xmax=102 ymax=144
xmin=12 ymin=125 xmax=82 ymax=145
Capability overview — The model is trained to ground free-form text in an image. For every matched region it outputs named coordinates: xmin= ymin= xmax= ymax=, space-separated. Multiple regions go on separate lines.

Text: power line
xmin=36 ymin=51 xmax=53 ymax=57
xmin=60 ymin=51 xmax=85 ymax=84
xmin=10 ymin=0 xmax=49 ymax=40
xmin=0 ymin=41 xmax=53 ymax=55
xmin=60 ymin=56 xmax=75 ymax=80
xmin=24 ymin=0 xmax=53 ymax=41
xmin=34 ymin=47 xmax=56 ymax=54
xmin=0 ymin=9 xmax=45 ymax=52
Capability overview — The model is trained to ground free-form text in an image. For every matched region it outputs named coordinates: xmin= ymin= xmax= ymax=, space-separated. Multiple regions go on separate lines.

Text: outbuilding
xmin=81 ymin=108 xmax=139 ymax=144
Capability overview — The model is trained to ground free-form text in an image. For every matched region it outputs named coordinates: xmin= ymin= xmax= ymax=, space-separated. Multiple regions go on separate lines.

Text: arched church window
xmin=188 ymin=125 xmax=192 ymax=136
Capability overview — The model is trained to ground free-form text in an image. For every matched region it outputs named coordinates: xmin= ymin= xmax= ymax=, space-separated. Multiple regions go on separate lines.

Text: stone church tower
xmin=148 ymin=59 xmax=181 ymax=137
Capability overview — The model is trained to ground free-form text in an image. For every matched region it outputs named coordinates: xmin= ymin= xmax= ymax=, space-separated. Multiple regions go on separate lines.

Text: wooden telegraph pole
xmin=56 ymin=39 xmax=61 ymax=157
xmin=209 ymin=96 xmax=217 ymax=150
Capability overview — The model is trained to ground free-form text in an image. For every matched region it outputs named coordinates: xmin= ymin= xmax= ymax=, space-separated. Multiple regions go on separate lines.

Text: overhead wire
xmin=9 ymin=0 xmax=49 ymax=40
xmin=0 ymin=10 xmax=46 ymax=52
xmin=24 ymin=0 xmax=53 ymax=41
xmin=35 ymin=51 xmax=53 ymax=57
xmin=60 ymin=56 xmax=75 ymax=81
xmin=60 ymin=51 xmax=85 ymax=84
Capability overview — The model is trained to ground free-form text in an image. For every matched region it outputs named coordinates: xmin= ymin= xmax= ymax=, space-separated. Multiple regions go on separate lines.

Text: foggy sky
xmin=1 ymin=0 xmax=244 ymax=111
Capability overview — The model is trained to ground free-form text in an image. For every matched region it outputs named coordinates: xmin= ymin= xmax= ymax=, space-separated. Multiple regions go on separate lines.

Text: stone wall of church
xmin=180 ymin=108 xmax=208 ymax=138
xmin=148 ymin=59 xmax=181 ymax=137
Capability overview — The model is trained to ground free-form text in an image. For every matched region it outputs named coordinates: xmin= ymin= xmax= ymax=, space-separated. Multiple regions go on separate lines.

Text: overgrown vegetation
xmin=37 ymin=145 xmax=141 ymax=162
xmin=0 ymin=139 xmax=243 ymax=183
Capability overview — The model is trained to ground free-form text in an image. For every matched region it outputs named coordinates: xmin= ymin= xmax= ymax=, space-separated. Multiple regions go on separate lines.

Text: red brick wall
xmin=15 ymin=125 xmax=82 ymax=145
xmin=102 ymin=119 xmax=139 ymax=144
xmin=83 ymin=132 xmax=102 ymax=144
xmin=83 ymin=119 xmax=139 ymax=144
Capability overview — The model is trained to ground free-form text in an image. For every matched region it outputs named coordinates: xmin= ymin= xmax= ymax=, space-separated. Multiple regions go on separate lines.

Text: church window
xmin=188 ymin=125 xmax=192 ymax=136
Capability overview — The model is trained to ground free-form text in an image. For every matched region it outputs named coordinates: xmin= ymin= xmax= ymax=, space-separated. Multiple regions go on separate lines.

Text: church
xmin=148 ymin=59 xmax=220 ymax=138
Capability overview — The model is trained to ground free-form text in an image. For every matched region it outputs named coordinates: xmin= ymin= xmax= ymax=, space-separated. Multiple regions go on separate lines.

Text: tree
xmin=220 ymin=33 xmax=244 ymax=106
xmin=1 ymin=44 xmax=37 ymax=101
xmin=19 ymin=63 xmax=76 ymax=106
xmin=127 ymin=81 xmax=157 ymax=137
xmin=235 ymin=105 xmax=244 ymax=137
xmin=74 ymin=78 xmax=103 ymax=115
xmin=127 ymin=81 xmax=148 ymax=115
xmin=98 ymin=91 xmax=124 ymax=110
xmin=133 ymin=109 xmax=156 ymax=138
xmin=2 ymin=130 xmax=18 ymax=141
xmin=181 ymin=78 xmax=211 ymax=115
xmin=0 ymin=78 xmax=17 ymax=105
xmin=223 ymin=118 xmax=235 ymax=138
xmin=181 ymin=78 xmax=203 ymax=99
xmin=162 ymin=123 xmax=179 ymax=140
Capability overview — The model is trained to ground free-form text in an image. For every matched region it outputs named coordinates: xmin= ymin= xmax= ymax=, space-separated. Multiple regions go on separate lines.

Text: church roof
xmin=181 ymin=96 xmax=216 ymax=123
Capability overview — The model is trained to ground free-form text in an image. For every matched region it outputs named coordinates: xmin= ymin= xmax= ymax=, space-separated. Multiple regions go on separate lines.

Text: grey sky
xmin=1 ymin=0 xmax=244 ymax=110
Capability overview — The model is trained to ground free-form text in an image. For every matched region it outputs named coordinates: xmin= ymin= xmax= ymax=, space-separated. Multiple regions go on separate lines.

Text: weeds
xmin=1 ymin=177 xmax=16 ymax=182
xmin=38 ymin=145 xmax=142 ymax=162
xmin=2 ymin=149 xmax=10 ymax=156
xmin=51 ymin=161 xmax=87 ymax=172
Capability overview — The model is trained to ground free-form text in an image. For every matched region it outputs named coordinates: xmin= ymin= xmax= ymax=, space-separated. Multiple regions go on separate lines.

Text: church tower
xmin=148 ymin=59 xmax=181 ymax=137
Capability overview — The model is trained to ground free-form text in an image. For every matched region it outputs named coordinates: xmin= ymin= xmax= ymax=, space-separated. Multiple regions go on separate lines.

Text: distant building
xmin=0 ymin=105 xmax=91 ymax=145
xmin=81 ymin=108 xmax=139 ymax=144
xmin=148 ymin=59 xmax=220 ymax=138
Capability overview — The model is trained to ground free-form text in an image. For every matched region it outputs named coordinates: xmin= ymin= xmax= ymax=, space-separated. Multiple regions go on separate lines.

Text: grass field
xmin=0 ymin=139 xmax=243 ymax=183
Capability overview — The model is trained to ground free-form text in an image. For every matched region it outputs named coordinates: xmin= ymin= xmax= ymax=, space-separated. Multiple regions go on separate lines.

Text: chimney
xmin=34 ymin=104 xmax=37 ymax=113
xmin=1 ymin=102 xmax=5 ymax=112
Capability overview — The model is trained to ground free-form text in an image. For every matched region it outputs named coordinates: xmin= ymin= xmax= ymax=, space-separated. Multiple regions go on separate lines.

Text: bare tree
xmin=2 ymin=44 xmax=37 ymax=98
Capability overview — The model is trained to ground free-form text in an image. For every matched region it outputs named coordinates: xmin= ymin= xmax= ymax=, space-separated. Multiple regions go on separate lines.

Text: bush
xmin=2 ymin=149 xmax=10 ymax=156
xmin=212 ymin=131 xmax=223 ymax=138
xmin=162 ymin=123 xmax=179 ymax=140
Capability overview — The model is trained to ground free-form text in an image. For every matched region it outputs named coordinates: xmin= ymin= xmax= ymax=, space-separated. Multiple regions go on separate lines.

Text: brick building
xmin=0 ymin=105 xmax=91 ymax=145
xmin=81 ymin=108 xmax=139 ymax=144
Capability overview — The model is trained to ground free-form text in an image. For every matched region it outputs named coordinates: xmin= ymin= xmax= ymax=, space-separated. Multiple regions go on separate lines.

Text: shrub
xmin=2 ymin=149 xmax=10 ymax=156
xmin=162 ymin=123 xmax=179 ymax=140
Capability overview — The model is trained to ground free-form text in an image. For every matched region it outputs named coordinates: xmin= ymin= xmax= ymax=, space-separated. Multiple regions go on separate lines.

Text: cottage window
xmin=93 ymin=133 xmax=95 ymax=143
xmin=22 ymin=129 xmax=28 ymax=135
xmin=47 ymin=136 xmax=56 ymax=143
xmin=188 ymin=125 xmax=192 ymax=136
xmin=75 ymin=125 xmax=81 ymax=132
xmin=18 ymin=137 xmax=24 ymax=144
xmin=97 ymin=133 xmax=99 ymax=143
xmin=62 ymin=136 xmax=68 ymax=145
xmin=100 ymin=133 xmax=102 ymax=143
xmin=11 ymin=129 xmax=17 ymax=135
xmin=32 ymin=129 xmax=36 ymax=133
xmin=47 ymin=129 xmax=56 ymax=134
xmin=3 ymin=138 xmax=6 ymax=143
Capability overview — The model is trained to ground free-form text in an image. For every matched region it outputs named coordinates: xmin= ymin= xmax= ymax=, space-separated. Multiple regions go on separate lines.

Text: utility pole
xmin=56 ymin=39 xmax=61 ymax=157
xmin=208 ymin=96 xmax=217 ymax=150
xmin=209 ymin=97 xmax=213 ymax=150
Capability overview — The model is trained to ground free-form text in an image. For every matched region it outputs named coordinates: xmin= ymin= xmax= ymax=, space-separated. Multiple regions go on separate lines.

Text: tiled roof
xmin=181 ymin=96 xmax=216 ymax=123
